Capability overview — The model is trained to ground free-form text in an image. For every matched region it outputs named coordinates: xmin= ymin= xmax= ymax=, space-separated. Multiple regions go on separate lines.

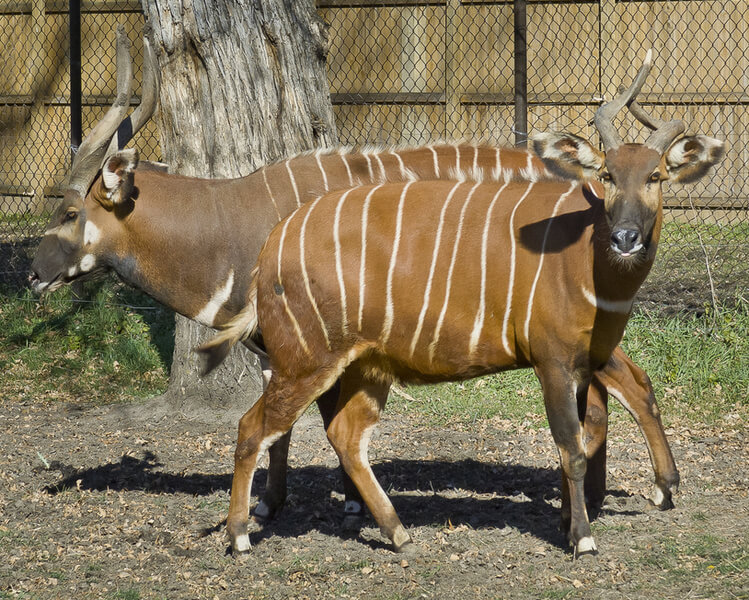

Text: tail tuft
xmin=194 ymin=271 xmax=260 ymax=377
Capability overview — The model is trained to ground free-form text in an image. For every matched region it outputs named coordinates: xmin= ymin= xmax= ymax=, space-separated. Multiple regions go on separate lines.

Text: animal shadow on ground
xmin=42 ymin=453 xmax=642 ymax=551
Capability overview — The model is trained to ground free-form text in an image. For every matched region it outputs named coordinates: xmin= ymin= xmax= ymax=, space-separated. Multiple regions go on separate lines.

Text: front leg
xmin=537 ymin=365 xmax=597 ymax=557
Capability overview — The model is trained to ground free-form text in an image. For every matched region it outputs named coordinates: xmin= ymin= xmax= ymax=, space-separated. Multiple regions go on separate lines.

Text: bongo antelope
xmin=199 ymin=50 xmax=723 ymax=556
xmin=31 ymin=29 xmax=679 ymax=537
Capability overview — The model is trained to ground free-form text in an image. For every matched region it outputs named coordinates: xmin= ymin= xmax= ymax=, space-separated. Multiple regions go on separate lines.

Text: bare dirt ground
xmin=1 ymin=395 xmax=747 ymax=600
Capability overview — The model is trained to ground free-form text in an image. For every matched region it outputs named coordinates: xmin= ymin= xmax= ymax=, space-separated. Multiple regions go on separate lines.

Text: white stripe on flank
xmin=277 ymin=213 xmax=310 ymax=355
xmin=381 ymin=181 xmax=413 ymax=346
xmin=429 ymin=182 xmax=481 ymax=362
xmin=468 ymin=181 xmax=510 ymax=356
xmin=335 ymin=188 xmax=358 ymax=336
xmin=500 ymin=182 xmax=535 ymax=356
xmin=286 ymin=161 xmax=301 ymax=207
xmin=194 ymin=270 xmax=234 ymax=327
xmin=523 ymin=182 xmax=577 ymax=344
xmin=390 ymin=151 xmax=407 ymax=179
xmin=300 ymin=197 xmax=331 ymax=348
xmin=262 ymin=168 xmax=282 ymax=221
xmin=429 ymin=145 xmax=440 ymax=178
xmin=410 ymin=181 xmax=463 ymax=358
xmin=581 ymin=286 xmax=634 ymax=314
xmin=315 ymin=151 xmax=329 ymax=192
xmin=358 ymin=184 xmax=384 ymax=331
xmin=340 ymin=151 xmax=354 ymax=186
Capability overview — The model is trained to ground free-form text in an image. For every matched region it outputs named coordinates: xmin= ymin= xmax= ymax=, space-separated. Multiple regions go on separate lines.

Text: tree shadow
xmin=42 ymin=451 xmax=645 ymax=552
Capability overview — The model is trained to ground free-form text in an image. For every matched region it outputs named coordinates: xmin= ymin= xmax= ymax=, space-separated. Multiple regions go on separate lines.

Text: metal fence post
xmin=69 ymin=0 xmax=81 ymax=161
xmin=513 ymin=0 xmax=527 ymax=148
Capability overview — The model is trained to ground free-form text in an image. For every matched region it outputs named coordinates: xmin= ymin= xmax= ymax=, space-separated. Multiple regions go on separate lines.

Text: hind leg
xmin=326 ymin=363 xmax=412 ymax=552
xmin=227 ymin=371 xmax=338 ymax=554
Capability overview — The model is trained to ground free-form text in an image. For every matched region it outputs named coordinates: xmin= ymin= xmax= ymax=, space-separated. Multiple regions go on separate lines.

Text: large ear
xmin=665 ymin=135 xmax=724 ymax=184
xmin=99 ymin=148 xmax=139 ymax=208
xmin=532 ymin=132 xmax=604 ymax=180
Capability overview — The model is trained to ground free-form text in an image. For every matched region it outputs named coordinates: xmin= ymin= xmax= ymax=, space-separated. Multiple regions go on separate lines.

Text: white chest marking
xmin=79 ymin=254 xmax=96 ymax=273
xmin=581 ymin=286 xmax=634 ymax=314
xmin=194 ymin=270 xmax=235 ymax=327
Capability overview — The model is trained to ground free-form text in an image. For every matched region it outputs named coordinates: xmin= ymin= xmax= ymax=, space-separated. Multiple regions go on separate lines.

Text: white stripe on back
xmin=381 ymin=181 xmax=413 ymax=346
xmin=429 ymin=145 xmax=440 ymax=178
xmin=501 ymin=182 xmax=535 ymax=356
xmin=262 ymin=168 xmax=282 ymax=221
xmin=409 ymin=181 xmax=463 ymax=358
xmin=523 ymin=182 xmax=577 ymax=344
xmin=340 ymin=151 xmax=354 ymax=186
xmin=315 ymin=151 xmax=330 ymax=192
xmin=358 ymin=184 xmax=384 ymax=331
xmin=277 ymin=212 xmax=310 ymax=355
xmin=390 ymin=151 xmax=407 ymax=179
xmin=335 ymin=188 xmax=358 ymax=336
xmin=468 ymin=181 xmax=510 ymax=356
xmin=299 ymin=197 xmax=331 ymax=349
xmin=285 ymin=161 xmax=301 ymax=207
xmin=429 ymin=182 xmax=481 ymax=362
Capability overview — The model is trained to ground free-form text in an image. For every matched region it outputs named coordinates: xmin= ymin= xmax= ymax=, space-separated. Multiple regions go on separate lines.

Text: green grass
xmin=0 ymin=278 xmax=173 ymax=404
xmin=1 ymin=273 xmax=746 ymax=429
xmin=391 ymin=298 xmax=748 ymax=428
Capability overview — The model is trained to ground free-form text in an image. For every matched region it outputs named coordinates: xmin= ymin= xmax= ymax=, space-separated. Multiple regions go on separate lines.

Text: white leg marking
xmin=262 ymin=168 xmax=282 ymax=221
xmin=254 ymin=500 xmax=271 ymax=518
xmin=428 ymin=145 xmax=440 ymax=178
xmin=83 ymin=221 xmax=101 ymax=246
xmin=315 ymin=150 xmax=330 ymax=192
xmin=300 ymin=197 xmax=331 ymax=348
xmin=340 ymin=150 xmax=354 ymax=187
xmin=79 ymin=253 xmax=96 ymax=273
xmin=469 ymin=182 xmax=510 ymax=356
xmin=390 ymin=151 xmax=407 ymax=180
xmin=576 ymin=536 xmax=598 ymax=554
xmin=335 ymin=188 xmax=358 ymax=336
xmin=194 ymin=270 xmax=235 ymax=327
xmin=277 ymin=213 xmax=311 ymax=356
xmin=429 ymin=182 xmax=481 ymax=362
xmin=523 ymin=182 xmax=576 ymax=344
xmin=380 ymin=182 xmax=412 ymax=346
xmin=501 ymin=182 xmax=535 ymax=356
xmin=67 ymin=264 xmax=78 ymax=278
xmin=410 ymin=182 xmax=462 ymax=358
xmin=358 ymin=184 xmax=384 ymax=331
xmin=651 ymin=486 xmax=666 ymax=507
xmin=285 ymin=161 xmax=301 ymax=207
xmin=581 ymin=287 xmax=634 ymax=314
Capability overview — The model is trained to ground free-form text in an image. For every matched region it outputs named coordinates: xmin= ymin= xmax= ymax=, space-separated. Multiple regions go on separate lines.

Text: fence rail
xmin=1 ymin=0 xmax=747 ymax=312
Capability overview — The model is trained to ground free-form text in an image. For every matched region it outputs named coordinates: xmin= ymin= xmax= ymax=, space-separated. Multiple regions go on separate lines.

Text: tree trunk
xmin=140 ymin=0 xmax=337 ymax=419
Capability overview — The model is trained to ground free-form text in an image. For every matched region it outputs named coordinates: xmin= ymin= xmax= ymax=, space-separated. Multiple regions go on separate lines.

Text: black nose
xmin=611 ymin=228 xmax=641 ymax=255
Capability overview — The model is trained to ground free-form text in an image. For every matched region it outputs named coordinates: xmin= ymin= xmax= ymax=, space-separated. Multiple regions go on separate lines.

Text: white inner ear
xmin=666 ymin=135 xmax=723 ymax=169
xmin=102 ymin=148 xmax=138 ymax=193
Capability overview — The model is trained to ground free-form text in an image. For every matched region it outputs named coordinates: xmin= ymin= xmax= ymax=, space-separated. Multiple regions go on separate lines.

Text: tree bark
xmin=140 ymin=0 xmax=337 ymax=419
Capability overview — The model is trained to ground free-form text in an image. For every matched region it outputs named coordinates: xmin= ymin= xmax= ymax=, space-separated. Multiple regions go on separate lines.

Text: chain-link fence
xmin=0 ymin=1 xmax=160 ymax=286
xmin=321 ymin=0 xmax=748 ymax=312
xmin=1 ymin=1 xmax=747 ymax=312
